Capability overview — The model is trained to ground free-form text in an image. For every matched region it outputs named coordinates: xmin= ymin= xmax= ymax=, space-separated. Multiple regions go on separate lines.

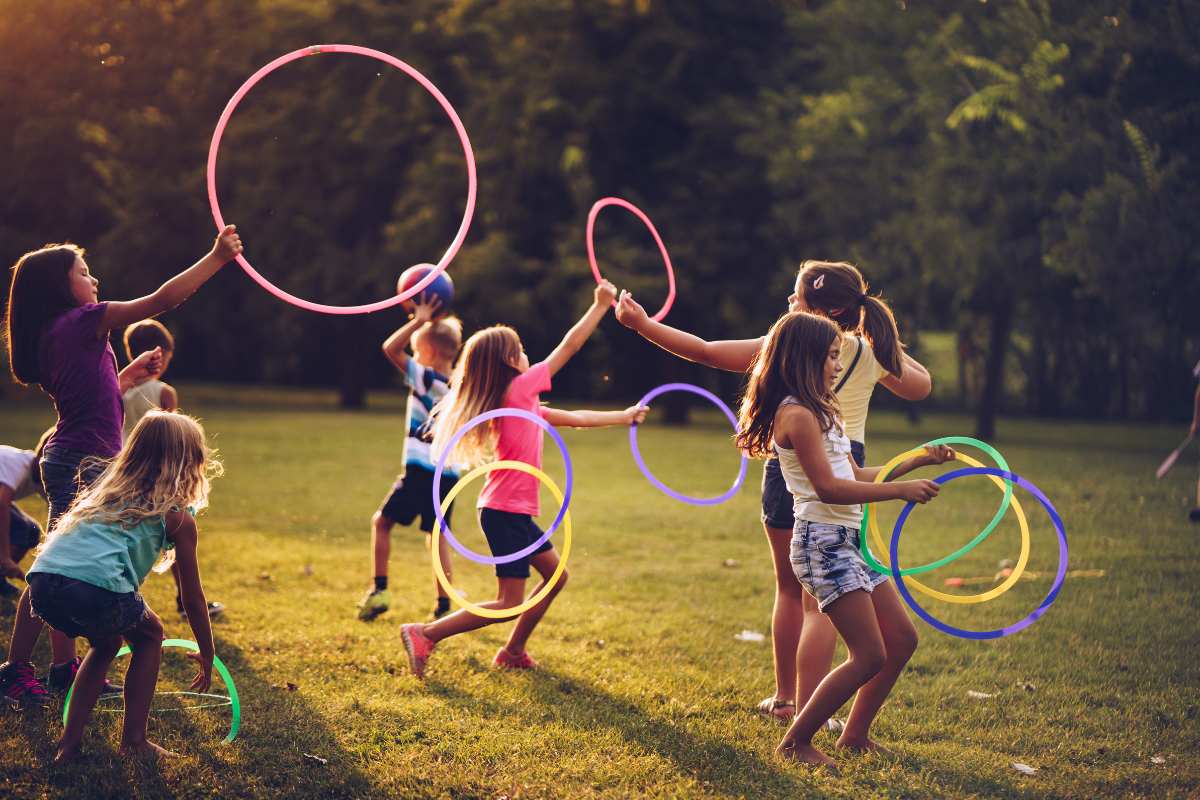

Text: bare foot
xmin=54 ymin=743 xmax=83 ymax=763
xmin=836 ymin=736 xmax=894 ymax=755
xmin=118 ymin=740 xmax=179 ymax=759
xmin=776 ymin=742 xmax=840 ymax=767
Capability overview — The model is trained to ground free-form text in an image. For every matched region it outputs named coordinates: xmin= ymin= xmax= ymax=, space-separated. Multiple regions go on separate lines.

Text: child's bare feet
xmin=776 ymin=741 xmax=839 ymax=767
xmin=54 ymin=742 xmax=83 ymax=763
xmin=836 ymin=735 xmax=894 ymax=755
xmin=118 ymin=740 xmax=178 ymax=759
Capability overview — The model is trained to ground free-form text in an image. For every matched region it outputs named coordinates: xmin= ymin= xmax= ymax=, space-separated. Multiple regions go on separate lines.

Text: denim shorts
xmin=40 ymin=446 xmax=108 ymax=531
xmin=790 ymin=520 xmax=887 ymax=612
xmin=478 ymin=508 xmax=554 ymax=579
xmin=27 ymin=573 xmax=147 ymax=639
xmin=761 ymin=442 xmax=865 ymax=530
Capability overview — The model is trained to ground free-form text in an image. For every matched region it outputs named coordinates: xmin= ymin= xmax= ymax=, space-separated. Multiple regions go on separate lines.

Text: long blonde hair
xmin=431 ymin=326 xmax=522 ymax=466
xmin=46 ymin=412 xmax=223 ymax=571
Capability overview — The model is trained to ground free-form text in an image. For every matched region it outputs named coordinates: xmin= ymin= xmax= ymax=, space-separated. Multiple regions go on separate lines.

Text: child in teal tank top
xmin=24 ymin=411 xmax=223 ymax=762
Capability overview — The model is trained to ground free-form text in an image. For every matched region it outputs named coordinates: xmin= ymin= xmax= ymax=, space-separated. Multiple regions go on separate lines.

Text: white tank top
xmin=774 ymin=396 xmax=862 ymax=528
xmin=122 ymin=380 xmax=166 ymax=442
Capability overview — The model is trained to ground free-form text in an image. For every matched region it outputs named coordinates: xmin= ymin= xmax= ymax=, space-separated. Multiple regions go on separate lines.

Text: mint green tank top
xmin=29 ymin=513 xmax=178 ymax=595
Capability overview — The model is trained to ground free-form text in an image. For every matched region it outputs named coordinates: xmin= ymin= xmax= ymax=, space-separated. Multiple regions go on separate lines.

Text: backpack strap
xmin=834 ymin=336 xmax=864 ymax=394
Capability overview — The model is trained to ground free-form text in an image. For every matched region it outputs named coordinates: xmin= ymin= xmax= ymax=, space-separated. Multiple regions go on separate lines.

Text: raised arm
xmin=542 ymin=405 xmax=647 ymax=429
xmin=615 ymin=292 xmax=761 ymax=373
xmin=877 ymin=352 xmax=931 ymax=401
xmin=97 ymin=226 xmax=243 ymax=338
xmin=544 ymin=280 xmax=617 ymax=378
xmin=382 ymin=294 xmax=443 ymax=371
xmin=167 ymin=511 xmax=213 ymax=692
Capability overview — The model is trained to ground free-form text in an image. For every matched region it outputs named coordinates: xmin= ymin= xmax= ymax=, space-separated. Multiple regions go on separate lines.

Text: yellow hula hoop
xmin=868 ymin=450 xmax=1030 ymax=603
xmin=433 ymin=460 xmax=571 ymax=619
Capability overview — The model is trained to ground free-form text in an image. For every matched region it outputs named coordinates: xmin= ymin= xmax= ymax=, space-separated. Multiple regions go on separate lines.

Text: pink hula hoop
xmin=586 ymin=198 xmax=676 ymax=322
xmin=206 ymin=45 xmax=477 ymax=315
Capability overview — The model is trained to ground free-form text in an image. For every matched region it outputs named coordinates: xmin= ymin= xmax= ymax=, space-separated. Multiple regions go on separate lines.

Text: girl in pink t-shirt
xmin=399 ymin=281 xmax=646 ymax=678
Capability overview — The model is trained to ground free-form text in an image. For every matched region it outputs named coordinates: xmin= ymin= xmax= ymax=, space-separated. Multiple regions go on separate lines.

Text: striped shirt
xmin=403 ymin=358 xmax=458 ymax=477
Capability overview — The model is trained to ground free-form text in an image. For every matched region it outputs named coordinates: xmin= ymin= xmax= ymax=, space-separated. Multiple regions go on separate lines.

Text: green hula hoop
xmin=859 ymin=437 xmax=1013 ymax=576
xmin=63 ymin=638 xmax=240 ymax=744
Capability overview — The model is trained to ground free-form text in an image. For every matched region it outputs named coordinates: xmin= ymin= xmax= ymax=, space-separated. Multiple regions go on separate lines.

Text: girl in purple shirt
xmin=0 ymin=225 xmax=242 ymax=712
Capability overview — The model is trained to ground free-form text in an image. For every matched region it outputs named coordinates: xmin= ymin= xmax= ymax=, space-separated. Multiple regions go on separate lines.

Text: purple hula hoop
xmin=630 ymin=383 xmax=747 ymax=505
xmin=890 ymin=467 xmax=1068 ymax=639
xmin=432 ymin=408 xmax=573 ymax=565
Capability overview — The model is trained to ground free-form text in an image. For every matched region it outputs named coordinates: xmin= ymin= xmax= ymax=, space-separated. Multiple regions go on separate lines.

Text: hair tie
xmin=813 ymin=274 xmax=825 ymax=290
xmin=859 ymin=293 xmax=869 ymax=303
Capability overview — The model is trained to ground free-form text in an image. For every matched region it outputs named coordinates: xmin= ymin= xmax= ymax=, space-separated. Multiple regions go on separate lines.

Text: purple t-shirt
xmin=39 ymin=303 xmax=124 ymax=458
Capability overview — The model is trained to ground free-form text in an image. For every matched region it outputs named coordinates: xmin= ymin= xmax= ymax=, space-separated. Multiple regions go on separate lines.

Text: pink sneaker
xmin=399 ymin=623 xmax=435 ymax=679
xmin=492 ymin=647 xmax=539 ymax=670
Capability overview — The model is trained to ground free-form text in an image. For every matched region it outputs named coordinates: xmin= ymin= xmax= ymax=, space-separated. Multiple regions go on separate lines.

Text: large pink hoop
xmin=586 ymin=198 xmax=676 ymax=322
xmin=206 ymin=45 xmax=476 ymax=315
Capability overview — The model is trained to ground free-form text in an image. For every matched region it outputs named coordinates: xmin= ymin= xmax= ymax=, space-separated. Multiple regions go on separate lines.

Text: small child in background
xmin=27 ymin=411 xmax=222 ymax=761
xmin=399 ymin=280 xmax=647 ymax=678
xmin=359 ymin=293 xmax=463 ymax=621
xmin=121 ymin=320 xmax=225 ymax=621
xmin=0 ymin=429 xmax=54 ymax=598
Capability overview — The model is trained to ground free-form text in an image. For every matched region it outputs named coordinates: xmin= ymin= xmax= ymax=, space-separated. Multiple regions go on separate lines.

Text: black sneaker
xmin=47 ymin=657 xmax=123 ymax=698
xmin=0 ymin=661 xmax=52 ymax=709
xmin=1189 ymin=507 xmax=1200 ymax=523
xmin=180 ymin=601 xmax=227 ymax=619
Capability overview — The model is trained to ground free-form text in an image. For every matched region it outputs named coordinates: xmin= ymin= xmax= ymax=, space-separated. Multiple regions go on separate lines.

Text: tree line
xmin=2 ymin=0 xmax=1197 ymax=436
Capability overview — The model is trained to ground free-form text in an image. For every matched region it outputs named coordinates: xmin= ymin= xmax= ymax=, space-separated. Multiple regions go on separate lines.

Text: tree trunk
xmin=974 ymin=307 xmax=1011 ymax=442
xmin=339 ymin=316 xmax=366 ymax=409
xmin=661 ymin=358 xmax=690 ymax=425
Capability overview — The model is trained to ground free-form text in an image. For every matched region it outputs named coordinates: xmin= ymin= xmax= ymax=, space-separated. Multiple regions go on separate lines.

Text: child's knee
xmin=892 ymin=624 xmax=918 ymax=662
xmin=87 ymin=635 xmax=123 ymax=659
xmin=852 ymin=642 xmax=888 ymax=679
xmin=128 ymin=610 xmax=164 ymax=644
xmin=550 ymin=567 xmax=568 ymax=592
xmin=372 ymin=512 xmax=393 ymax=536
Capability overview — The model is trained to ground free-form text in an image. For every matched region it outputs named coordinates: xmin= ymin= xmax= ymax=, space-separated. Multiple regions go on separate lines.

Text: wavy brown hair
xmin=5 ymin=244 xmax=84 ymax=386
xmin=796 ymin=260 xmax=904 ymax=377
xmin=431 ymin=325 xmax=523 ymax=466
xmin=736 ymin=312 xmax=843 ymax=458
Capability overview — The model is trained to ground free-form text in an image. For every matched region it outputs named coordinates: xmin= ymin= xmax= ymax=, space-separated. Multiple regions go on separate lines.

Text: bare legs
xmin=764 ymin=524 xmax=837 ymax=713
xmin=421 ymin=548 xmax=567 ymax=653
xmin=371 ymin=511 xmax=453 ymax=600
xmin=777 ymin=581 xmax=917 ymax=767
xmin=57 ymin=609 xmax=172 ymax=763
xmin=7 ymin=588 xmax=77 ymax=666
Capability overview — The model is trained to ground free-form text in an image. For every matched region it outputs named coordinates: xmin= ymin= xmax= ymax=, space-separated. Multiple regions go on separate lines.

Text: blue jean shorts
xmin=761 ymin=442 xmax=866 ymax=530
xmin=27 ymin=573 xmax=147 ymax=639
xmin=790 ymin=520 xmax=887 ymax=612
xmin=40 ymin=446 xmax=107 ymax=531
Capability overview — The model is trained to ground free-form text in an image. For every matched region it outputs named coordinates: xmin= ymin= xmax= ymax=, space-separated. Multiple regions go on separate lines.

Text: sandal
xmin=757 ymin=696 xmax=796 ymax=724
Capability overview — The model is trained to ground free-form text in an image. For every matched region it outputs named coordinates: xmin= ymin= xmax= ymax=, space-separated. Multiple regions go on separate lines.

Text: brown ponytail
xmin=796 ymin=260 xmax=904 ymax=377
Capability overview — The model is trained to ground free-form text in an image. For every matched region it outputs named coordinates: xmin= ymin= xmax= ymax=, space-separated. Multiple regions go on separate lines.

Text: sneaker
xmin=399 ymin=623 xmax=434 ymax=679
xmin=180 ymin=601 xmax=226 ymax=620
xmin=492 ymin=647 xmax=539 ymax=670
xmin=1189 ymin=507 xmax=1200 ymax=523
xmin=0 ymin=580 xmax=21 ymax=598
xmin=0 ymin=661 xmax=52 ymax=709
xmin=357 ymin=588 xmax=391 ymax=622
xmin=47 ymin=657 xmax=123 ymax=697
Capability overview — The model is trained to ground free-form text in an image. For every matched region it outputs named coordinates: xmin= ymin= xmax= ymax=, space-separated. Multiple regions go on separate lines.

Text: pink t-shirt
xmin=477 ymin=361 xmax=551 ymax=516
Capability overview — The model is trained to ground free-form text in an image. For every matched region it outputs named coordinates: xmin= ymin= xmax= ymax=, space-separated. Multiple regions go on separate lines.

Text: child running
xmin=616 ymin=260 xmax=931 ymax=725
xmin=735 ymin=311 xmax=952 ymax=766
xmin=399 ymin=280 xmax=646 ymax=677
xmin=358 ymin=291 xmax=463 ymax=621
xmin=0 ymin=226 xmax=241 ymax=706
xmin=26 ymin=411 xmax=222 ymax=761
xmin=121 ymin=320 xmax=227 ymax=620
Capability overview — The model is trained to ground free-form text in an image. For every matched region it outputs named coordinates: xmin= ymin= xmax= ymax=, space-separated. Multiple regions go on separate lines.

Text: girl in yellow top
xmin=615 ymin=260 xmax=931 ymax=724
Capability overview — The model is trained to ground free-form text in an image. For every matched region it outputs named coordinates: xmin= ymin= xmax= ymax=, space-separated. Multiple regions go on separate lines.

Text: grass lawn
xmin=1 ymin=386 xmax=1198 ymax=799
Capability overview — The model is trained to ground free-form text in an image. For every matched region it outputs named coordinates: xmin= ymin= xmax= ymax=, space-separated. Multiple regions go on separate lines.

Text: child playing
xmin=0 ymin=430 xmax=53 ymax=598
xmin=399 ymin=280 xmax=646 ymax=677
xmin=0 ymin=225 xmax=241 ymax=706
xmin=121 ymin=319 xmax=227 ymax=621
xmin=736 ymin=311 xmax=953 ymax=766
xmin=358 ymin=292 xmax=463 ymax=621
xmin=616 ymin=260 xmax=931 ymax=725
xmin=26 ymin=411 xmax=221 ymax=761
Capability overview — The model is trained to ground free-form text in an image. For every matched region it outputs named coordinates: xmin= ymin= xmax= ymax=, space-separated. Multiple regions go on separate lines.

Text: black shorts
xmin=761 ymin=442 xmax=866 ymax=530
xmin=478 ymin=507 xmax=554 ymax=579
xmin=378 ymin=467 xmax=457 ymax=533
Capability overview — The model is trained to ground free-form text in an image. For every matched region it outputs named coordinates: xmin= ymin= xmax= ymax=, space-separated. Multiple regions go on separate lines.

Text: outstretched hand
xmin=614 ymin=290 xmax=648 ymax=329
xmin=922 ymin=444 xmax=956 ymax=465
xmin=624 ymin=405 xmax=649 ymax=425
xmin=187 ymin=651 xmax=213 ymax=693
xmin=595 ymin=279 xmax=618 ymax=308
xmin=212 ymin=225 xmax=242 ymax=263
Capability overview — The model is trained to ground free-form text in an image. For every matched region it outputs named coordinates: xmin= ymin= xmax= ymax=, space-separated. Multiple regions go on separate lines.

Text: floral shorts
xmin=790 ymin=520 xmax=888 ymax=612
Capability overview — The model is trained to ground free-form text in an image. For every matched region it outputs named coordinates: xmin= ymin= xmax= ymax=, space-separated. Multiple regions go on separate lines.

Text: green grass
xmin=1 ymin=387 xmax=1198 ymax=798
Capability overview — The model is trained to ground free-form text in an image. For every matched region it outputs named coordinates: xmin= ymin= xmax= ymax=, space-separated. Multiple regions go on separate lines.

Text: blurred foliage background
xmin=2 ymin=0 xmax=1197 ymax=436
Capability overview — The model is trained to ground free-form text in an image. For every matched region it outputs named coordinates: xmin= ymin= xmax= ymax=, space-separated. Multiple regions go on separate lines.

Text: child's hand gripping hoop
xmin=587 ymin=198 xmax=676 ymax=321
xmin=63 ymin=639 xmax=240 ymax=744
xmin=432 ymin=408 xmax=573 ymax=564
xmin=432 ymin=461 xmax=571 ymax=619
xmin=630 ymin=383 xmax=747 ymax=505
xmin=206 ymin=45 xmax=477 ymax=315
xmin=889 ymin=468 xmax=1068 ymax=639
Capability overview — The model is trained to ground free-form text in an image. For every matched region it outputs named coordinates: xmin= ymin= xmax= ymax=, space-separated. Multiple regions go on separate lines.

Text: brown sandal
xmin=757 ymin=696 xmax=796 ymax=724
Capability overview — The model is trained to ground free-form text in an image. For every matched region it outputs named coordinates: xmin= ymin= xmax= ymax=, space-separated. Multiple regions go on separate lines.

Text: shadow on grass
xmin=0 ymin=629 xmax=375 ymax=800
